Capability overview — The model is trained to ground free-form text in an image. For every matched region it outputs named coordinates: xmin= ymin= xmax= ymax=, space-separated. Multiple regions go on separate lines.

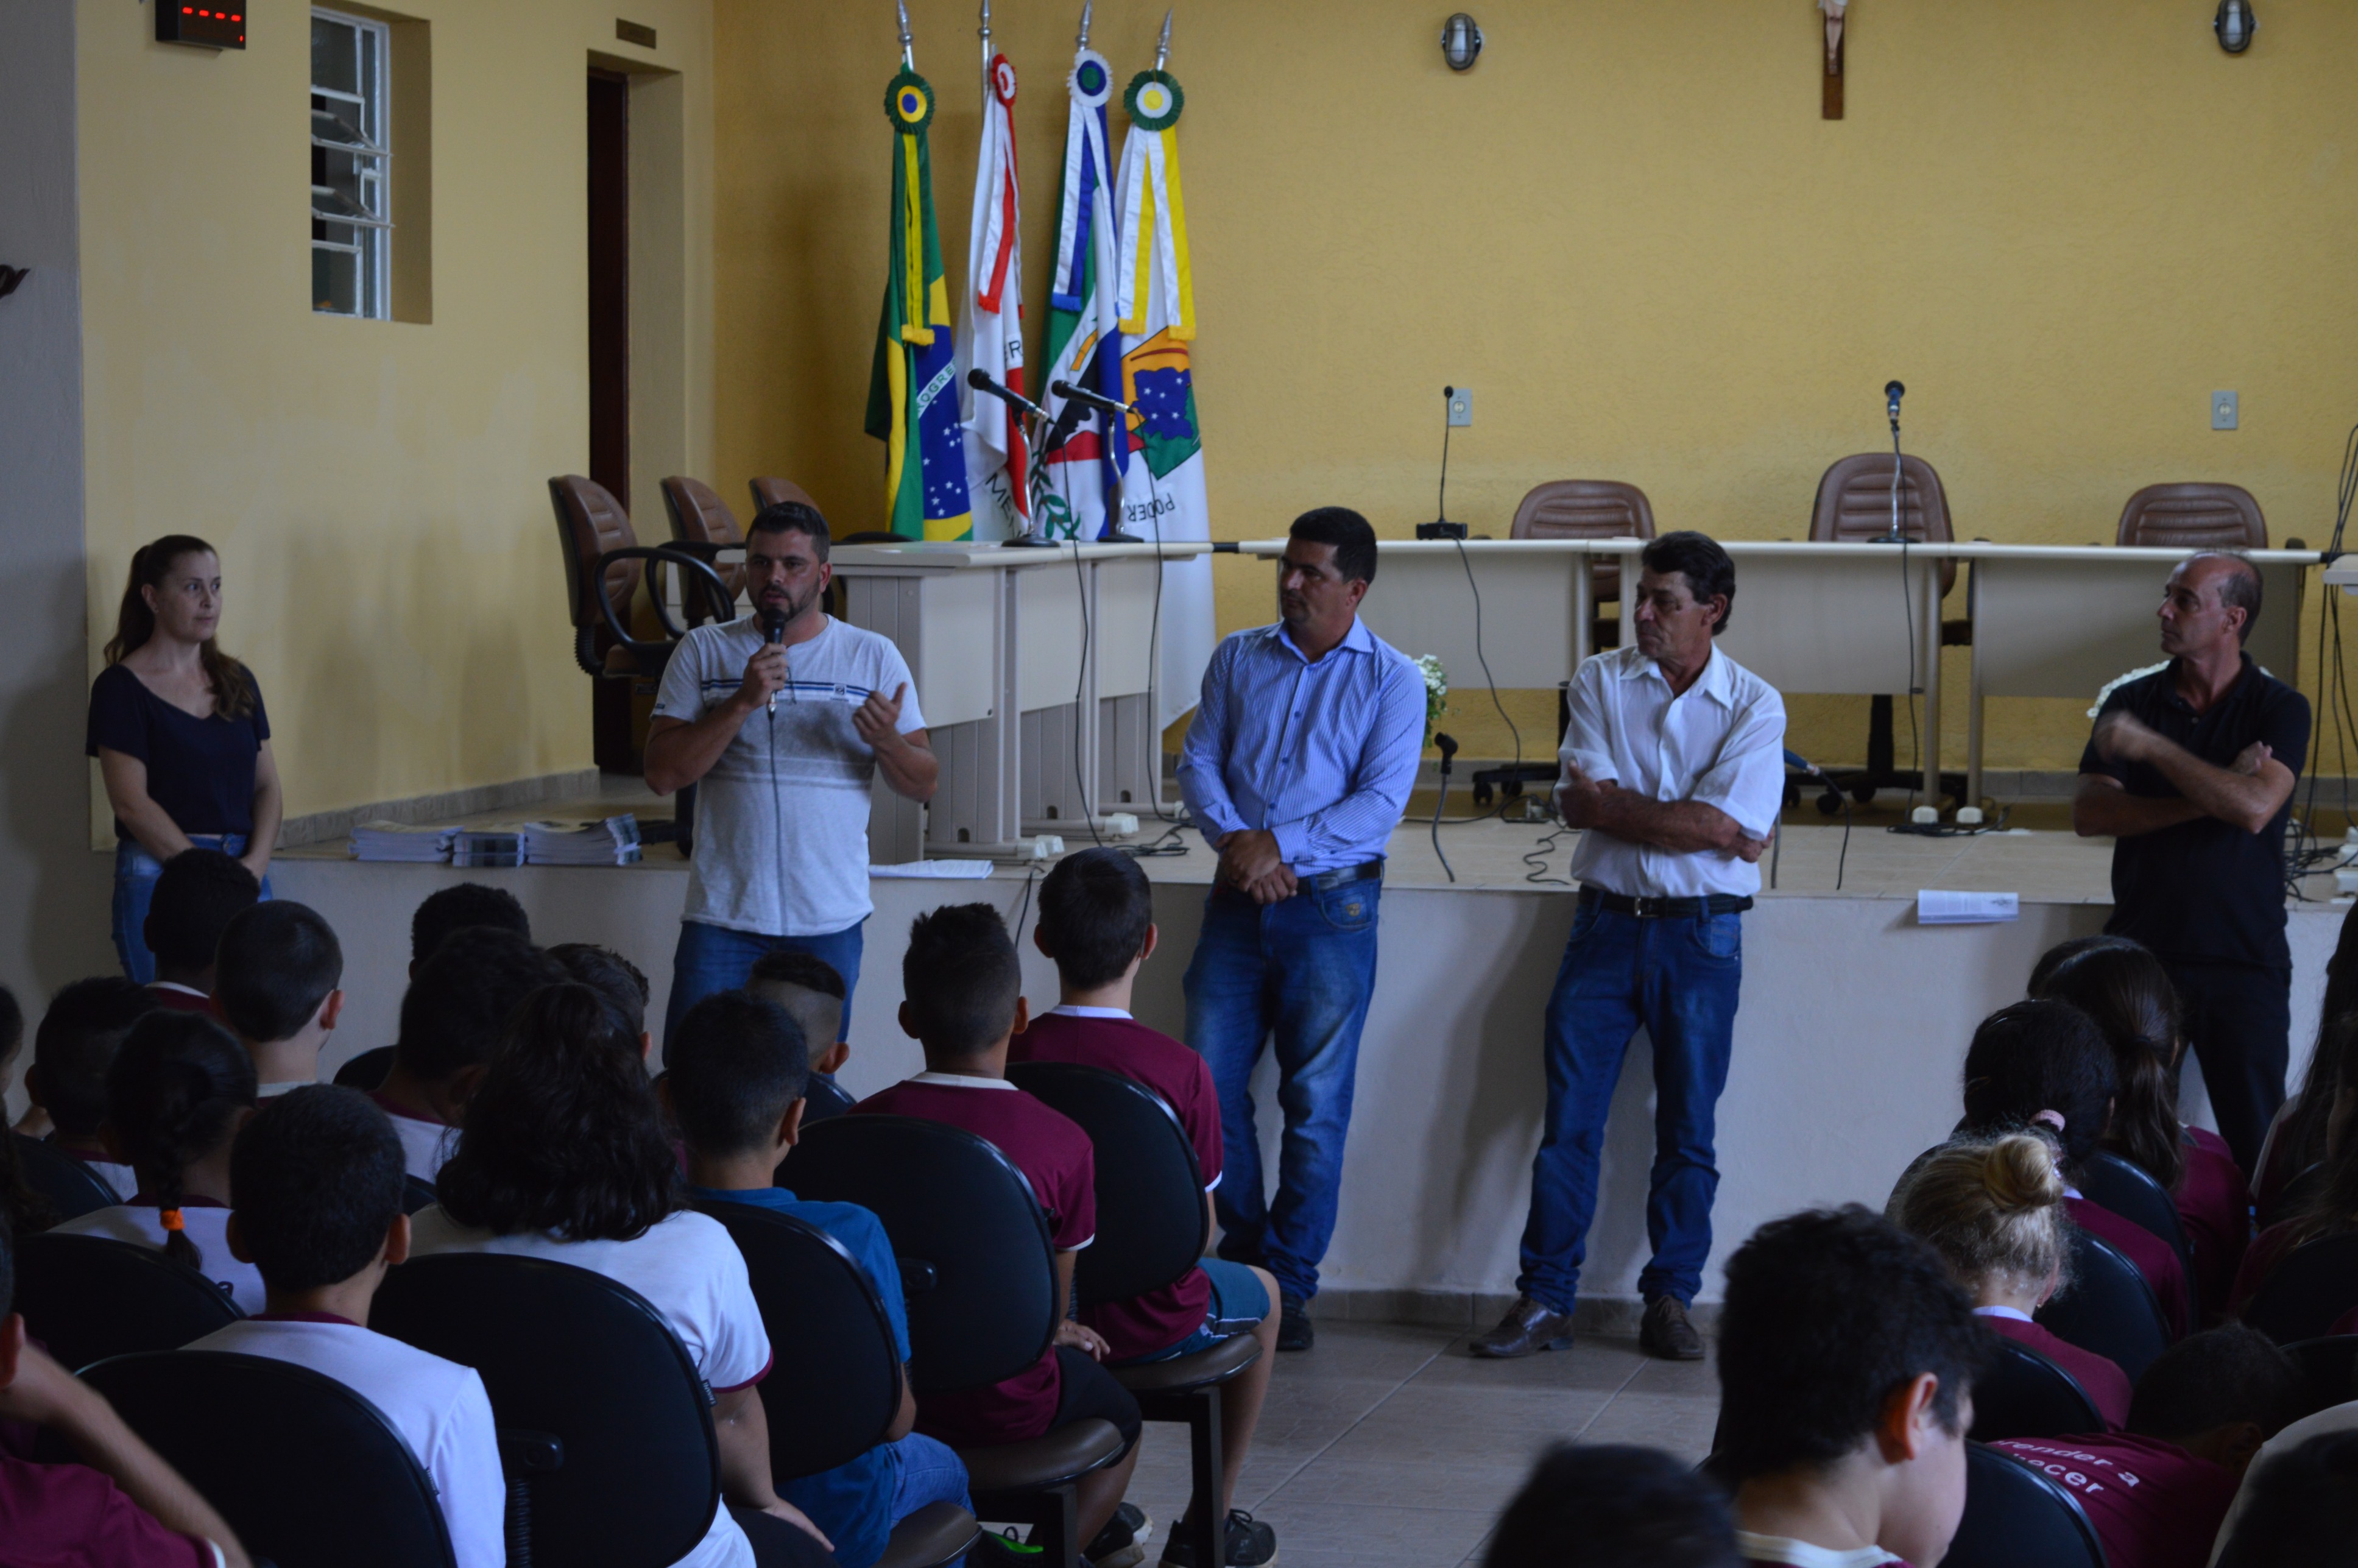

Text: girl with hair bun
xmin=1895 ymin=1131 xmax=2134 ymax=1428
xmin=49 ymin=1010 xmax=263 ymax=1312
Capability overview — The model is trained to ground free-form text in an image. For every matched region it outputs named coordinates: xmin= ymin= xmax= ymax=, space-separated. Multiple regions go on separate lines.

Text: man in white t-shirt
xmin=648 ymin=504 xmax=937 ymax=1048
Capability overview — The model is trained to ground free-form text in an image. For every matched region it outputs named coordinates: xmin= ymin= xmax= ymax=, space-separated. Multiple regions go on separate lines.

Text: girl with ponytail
xmin=49 ymin=1011 xmax=264 ymax=1312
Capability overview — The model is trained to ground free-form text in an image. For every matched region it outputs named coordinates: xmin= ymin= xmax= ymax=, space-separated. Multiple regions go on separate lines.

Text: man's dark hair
xmin=213 ymin=901 xmax=344 ymax=1044
xmin=1038 ymin=848 xmax=1153 ymax=992
xmin=749 ymin=501 xmax=831 ymax=562
xmin=2217 ymin=1429 xmax=2358 ymax=1568
xmin=409 ymin=885 xmax=531 ymax=967
xmin=2193 ymin=551 xmax=2264 ymax=645
xmin=1960 ymin=999 xmax=2119 ymax=1168
xmin=1642 ymin=531 xmax=1738 ymax=636
xmin=2127 ymin=1324 xmax=2301 ymax=1442
xmin=1290 ymin=507 xmax=1378 ymax=586
xmin=747 ymin=949 xmax=846 ymax=1000
xmin=394 ymin=928 xmax=566 ymax=1084
xmin=34 ymin=976 xmax=165 ymax=1136
xmin=146 ymin=849 xmax=261 ymax=971
xmin=1486 ymin=1443 xmax=1738 ymax=1568
xmin=667 ymin=991 xmax=810 ymax=1158
xmin=902 ymin=903 xmax=1021 ymax=1058
xmin=229 ymin=1085 xmax=405 ymax=1293
xmin=548 ymin=943 xmax=650 ymax=1038
xmin=1718 ymin=1206 xmax=1986 ymax=1481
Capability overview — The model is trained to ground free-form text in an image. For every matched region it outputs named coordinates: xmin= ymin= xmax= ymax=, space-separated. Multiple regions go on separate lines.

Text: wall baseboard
xmin=1305 ymin=1285 xmax=1719 ymax=1339
xmin=275 ymin=769 xmax=603 ymax=849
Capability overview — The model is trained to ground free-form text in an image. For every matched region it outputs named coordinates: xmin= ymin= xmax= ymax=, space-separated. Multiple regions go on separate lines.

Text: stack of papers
xmin=451 ymin=829 xmax=525 ymax=869
xmin=520 ymin=816 xmax=643 ymax=866
xmin=349 ymin=822 xmax=456 ymax=863
xmin=1916 ymin=889 xmax=2020 ymax=925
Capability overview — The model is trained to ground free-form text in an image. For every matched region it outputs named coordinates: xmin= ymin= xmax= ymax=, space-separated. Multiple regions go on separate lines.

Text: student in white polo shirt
xmin=188 ymin=1086 xmax=503 ymax=1568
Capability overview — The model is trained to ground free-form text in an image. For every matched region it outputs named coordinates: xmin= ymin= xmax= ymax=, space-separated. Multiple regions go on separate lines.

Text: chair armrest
xmin=496 ymin=1428 xmax=565 ymax=1478
xmin=585 ymin=546 xmax=735 ymax=651
xmin=897 ymin=1257 xmax=940 ymax=1294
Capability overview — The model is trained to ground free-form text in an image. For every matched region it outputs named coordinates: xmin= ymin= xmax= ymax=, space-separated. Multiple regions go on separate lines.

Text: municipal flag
xmin=958 ymin=53 xmax=1028 ymax=541
xmin=1037 ymin=45 xmax=1124 ymax=544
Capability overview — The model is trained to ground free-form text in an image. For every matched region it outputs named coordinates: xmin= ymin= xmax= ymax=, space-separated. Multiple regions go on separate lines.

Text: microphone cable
xmin=1428 ymin=732 xmax=1459 ymax=883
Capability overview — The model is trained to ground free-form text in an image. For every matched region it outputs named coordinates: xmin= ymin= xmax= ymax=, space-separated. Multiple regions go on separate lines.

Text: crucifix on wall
xmin=1821 ymin=0 xmax=1846 ymax=118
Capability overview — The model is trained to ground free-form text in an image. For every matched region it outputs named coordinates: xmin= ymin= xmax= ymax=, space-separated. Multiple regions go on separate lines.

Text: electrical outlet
xmin=2212 ymin=390 xmax=2239 ymax=430
xmin=1447 ymin=387 xmax=1472 ymax=427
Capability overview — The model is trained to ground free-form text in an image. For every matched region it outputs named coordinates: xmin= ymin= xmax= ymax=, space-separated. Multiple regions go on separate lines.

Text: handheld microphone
xmin=967 ymin=367 xmax=1050 ymax=422
xmin=1885 ymin=380 xmax=1905 ymax=426
xmin=760 ymin=607 xmax=786 ymax=714
xmin=1049 ymin=378 xmax=1135 ymax=417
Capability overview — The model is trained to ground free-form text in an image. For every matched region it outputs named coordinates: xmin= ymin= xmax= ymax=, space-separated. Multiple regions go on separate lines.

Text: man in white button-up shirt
xmin=1475 ymin=532 xmax=1786 ymax=1363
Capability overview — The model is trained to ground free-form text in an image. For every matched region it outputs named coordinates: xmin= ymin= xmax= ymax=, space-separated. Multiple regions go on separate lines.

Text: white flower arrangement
xmin=1414 ymin=654 xmax=1448 ymax=745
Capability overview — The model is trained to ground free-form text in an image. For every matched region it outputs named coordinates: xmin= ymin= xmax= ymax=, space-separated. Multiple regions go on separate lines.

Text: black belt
xmin=1302 ymin=860 xmax=1383 ymax=895
xmin=1580 ymin=888 xmax=1753 ymax=919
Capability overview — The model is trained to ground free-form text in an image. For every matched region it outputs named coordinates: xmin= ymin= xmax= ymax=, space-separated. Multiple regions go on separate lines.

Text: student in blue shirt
xmin=665 ymin=989 xmax=972 ymax=1568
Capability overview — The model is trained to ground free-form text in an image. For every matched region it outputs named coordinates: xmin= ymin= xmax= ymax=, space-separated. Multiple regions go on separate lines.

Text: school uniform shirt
xmin=186 ymin=1314 xmax=506 ymax=1568
xmin=2207 ymin=1397 xmax=2358 ymax=1564
xmin=1993 ymin=1435 xmax=2239 ymax=1568
xmin=2176 ymin=1128 xmax=2252 ymax=1319
xmin=46 ymin=1140 xmax=134 ymax=1202
xmin=1009 ymin=1006 xmax=1223 ymax=1360
xmin=1977 ymin=1306 xmax=2133 ymax=1430
xmin=2226 ymin=1218 xmax=2302 ymax=1319
xmin=50 ymin=1198 xmax=266 ymax=1314
xmin=253 ymin=1081 xmax=313 ymax=1105
xmin=370 ymin=1092 xmax=456 ymax=1182
xmin=408 ymin=1205 xmax=772 ymax=1568
xmin=852 ymin=1072 xmax=1095 ymax=1446
xmin=1734 ymin=1535 xmax=1910 ymax=1567
xmin=144 ymin=982 xmax=216 ymax=1015
xmin=2068 ymin=1193 xmax=2192 ymax=1339
xmin=0 ymin=1448 xmax=226 ymax=1568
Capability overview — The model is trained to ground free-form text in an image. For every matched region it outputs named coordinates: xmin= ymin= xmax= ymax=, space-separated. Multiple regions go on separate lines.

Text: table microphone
xmin=760 ymin=607 xmax=786 ymax=713
xmin=967 ymin=367 xmax=1051 ymax=422
xmin=1416 ymin=386 xmax=1467 ymax=540
xmin=1049 ymin=378 xmax=1135 ymax=417
xmin=1885 ymin=380 xmax=1905 ymax=429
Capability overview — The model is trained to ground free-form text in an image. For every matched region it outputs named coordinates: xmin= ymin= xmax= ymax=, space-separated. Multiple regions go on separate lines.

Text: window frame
xmin=310 ymin=7 xmax=392 ymax=320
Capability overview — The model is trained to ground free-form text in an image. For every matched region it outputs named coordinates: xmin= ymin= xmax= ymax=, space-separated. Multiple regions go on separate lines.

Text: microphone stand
xmin=1873 ymin=388 xmax=1907 ymax=544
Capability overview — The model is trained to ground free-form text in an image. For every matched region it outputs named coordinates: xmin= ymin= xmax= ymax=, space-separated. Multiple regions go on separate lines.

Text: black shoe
xmin=1159 ymin=1508 xmax=1278 ymax=1566
xmin=1470 ymin=1294 xmax=1575 ymax=1358
xmin=1085 ymin=1502 xmax=1153 ymax=1567
xmin=1639 ymin=1294 xmax=1706 ymax=1361
xmin=973 ymin=1528 xmax=1045 ymax=1564
xmin=1277 ymin=1293 xmax=1315 ymax=1352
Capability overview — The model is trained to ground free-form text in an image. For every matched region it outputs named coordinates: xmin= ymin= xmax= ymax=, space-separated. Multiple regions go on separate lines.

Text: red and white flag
xmin=958 ymin=52 xmax=1028 ymax=540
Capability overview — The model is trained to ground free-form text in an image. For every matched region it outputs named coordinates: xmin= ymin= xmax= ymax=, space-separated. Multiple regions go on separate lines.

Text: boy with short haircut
xmin=372 ymin=929 xmax=565 ymax=1181
xmin=1012 ymin=847 xmax=1280 ymax=1568
xmin=666 ymin=989 xmax=970 ymax=1568
xmin=549 ymin=942 xmax=652 ymax=1051
xmin=212 ymin=902 xmax=344 ymax=1100
xmin=1487 ymin=1443 xmax=1740 ymax=1568
xmin=746 ymin=950 xmax=855 ymax=1120
xmin=189 ymin=1086 xmax=504 ymax=1568
xmin=407 ymin=883 xmax=531 ymax=973
xmin=1720 ymin=1206 xmax=1986 ymax=1568
xmin=143 ymin=849 xmax=261 ymax=1008
xmin=853 ymin=903 xmax=1147 ymax=1565
xmin=25 ymin=977 xmax=161 ymax=1196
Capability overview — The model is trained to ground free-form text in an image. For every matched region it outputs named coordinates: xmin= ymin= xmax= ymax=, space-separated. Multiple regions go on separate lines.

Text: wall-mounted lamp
xmin=2215 ymin=0 xmax=2256 ymax=54
xmin=1441 ymin=13 xmax=1482 ymax=71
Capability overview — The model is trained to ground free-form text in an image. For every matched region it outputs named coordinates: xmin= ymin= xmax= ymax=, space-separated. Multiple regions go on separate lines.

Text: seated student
xmin=1720 ymin=1206 xmax=1984 ymax=1568
xmin=408 ymin=883 xmax=532 ymax=974
xmin=2228 ymin=1073 xmax=2358 ymax=1319
xmin=141 ymin=848 xmax=260 ymax=1010
xmin=1486 ymin=1442 xmax=1739 ymax=1568
xmin=0 ymin=1212 xmax=256 ymax=1568
xmin=1012 ymin=847 xmax=1281 ymax=1568
xmin=1893 ymin=1131 xmax=2135 ymax=1429
xmin=1993 ymin=1324 xmax=2301 ymax=1568
xmin=2031 ymin=936 xmax=2250 ymax=1318
xmin=411 ymin=982 xmax=832 ymax=1568
xmin=51 ymin=1011 xmax=264 ymax=1312
xmin=188 ymin=1086 xmax=503 ymax=1568
xmin=0 ymin=988 xmax=50 ymax=1237
xmin=667 ymin=989 xmax=973 ymax=1568
xmin=2214 ymin=1429 xmax=2358 ymax=1567
xmin=371 ymin=928 xmax=565 ymax=1184
xmin=746 ymin=950 xmax=855 ymax=1121
xmin=550 ymin=942 xmax=653 ymax=1054
xmin=24 ymin=977 xmax=160 ymax=1198
xmin=853 ymin=904 xmax=1147 ymax=1566
xmin=213 ymin=901 xmax=344 ymax=1101
xmin=1959 ymin=998 xmax=2193 ymax=1338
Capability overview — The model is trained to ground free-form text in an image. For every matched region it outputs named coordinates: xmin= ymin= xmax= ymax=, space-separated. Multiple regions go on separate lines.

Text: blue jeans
xmin=1517 ymin=899 xmax=1743 ymax=1313
xmin=1119 ymin=1256 xmax=1273 ymax=1363
xmin=665 ymin=919 xmax=864 ymax=1054
xmin=111 ymin=835 xmax=272 ymax=985
xmin=1184 ymin=878 xmax=1382 ymax=1303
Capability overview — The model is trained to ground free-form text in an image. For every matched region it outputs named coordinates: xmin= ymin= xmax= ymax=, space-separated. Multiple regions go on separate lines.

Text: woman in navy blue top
xmin=87 ymin=536 xmax=280 ymax=983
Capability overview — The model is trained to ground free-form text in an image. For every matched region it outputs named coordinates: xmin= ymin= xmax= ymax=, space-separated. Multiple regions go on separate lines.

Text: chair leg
xmin=1032 ymin=1482 xmax=1079 ymax=1568
xmin=1185 ymin=1387 xmax=1225 ymax=1567
xmin=504 ymin=1477 xmax=532 ymax=1568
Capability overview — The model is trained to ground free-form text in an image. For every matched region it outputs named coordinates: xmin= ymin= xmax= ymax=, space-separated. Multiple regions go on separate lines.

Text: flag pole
xmin=896 ymin=0 xmax=914 ymax=68
xmin=978 ymin=0 xmax=991 ymax=78
xmin=1154 ymin=7 xmax=1171 ymax=69
xmin=1078 ymin=0 xmax=1093 ymax=49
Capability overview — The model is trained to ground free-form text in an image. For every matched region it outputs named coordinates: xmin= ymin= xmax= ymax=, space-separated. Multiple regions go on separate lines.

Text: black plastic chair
xmin=333 ymin=1045 xmax=396 ymax=1090
xmin=1941 ymin=1443 xmax=2108 ymax=1568
xmin=80 ymin=1350 xmax=455 ymax=1568
xmin=2243 ymin=1232 xmax=2358 ymax=1345
xmin=782 ymin=1114 xmax=1127 ymax=1568
xmin=802 ymin=1074 xmax=856 ymax=1125
xmin=12 ymin=1134 xmax=119 ymax=1220
xmin=14 ymin=1233 xmax=241 ymax=1370
xmin=402 ymin=1176 xmax=440 ymax=1216
xmin=2079 ymin=1151 xmax=2200 ymax=1328
xmin=691 ymin=1200 xmax=980 ymax=1568
xmin=373 ymin=1252 xmax=713 ymax=1568
xmin=1968 ymin=1337 xmax=2107 ymax=1444
xmin=2036 ymin=1228 xmax=2173 ymax=1384
xmin=1009 ymin=1061 xmax=1264 ymax=1568
xmin=2282 ymin=1335 xmax=2358 ymax=1418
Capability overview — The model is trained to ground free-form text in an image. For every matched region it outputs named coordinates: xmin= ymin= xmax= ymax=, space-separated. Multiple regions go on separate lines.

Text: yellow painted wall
xmin=713 ymin=0 xmax=2358 ymax=774
xmin=77 ymin=0 xmax=714 ymax=842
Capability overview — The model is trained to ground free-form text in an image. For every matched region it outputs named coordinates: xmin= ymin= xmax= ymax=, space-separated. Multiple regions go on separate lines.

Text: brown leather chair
xmin=749 ymin=477 xmax=905 ymax=549
xmin=658 ymin=476 xmax=747 ymax=602
xmin=1510 ymin=480 xmax=1654 ymax=649
xmin=548 ymin=475 xmax=732 ymax=683
xmin=2116 ymin=484 xmax=2267 ymax=549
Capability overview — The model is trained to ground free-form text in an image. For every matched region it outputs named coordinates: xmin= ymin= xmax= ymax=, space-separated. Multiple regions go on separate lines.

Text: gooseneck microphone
xmin=1885 ymin=380 xmax=1905 ymax=429
xmin=1049 ymin=378 xmax=1135 ymax=417
xmin=1874 ymin=379 xmax=1909 ymax=544
xmin=967 ymin=367 xmax=1051 ymax=423
xmin=760 ymin=607 xmax=786 ymax=714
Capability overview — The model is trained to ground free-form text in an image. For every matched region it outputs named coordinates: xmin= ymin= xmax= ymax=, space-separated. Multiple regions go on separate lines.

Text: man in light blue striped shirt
xmin=1177 ymin=508 xmax=1425 ymax=1352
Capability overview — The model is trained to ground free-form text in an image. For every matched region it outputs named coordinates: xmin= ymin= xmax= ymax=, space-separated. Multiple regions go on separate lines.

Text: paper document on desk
xmin=1916 ymin=890 xmax=2019 ymax=925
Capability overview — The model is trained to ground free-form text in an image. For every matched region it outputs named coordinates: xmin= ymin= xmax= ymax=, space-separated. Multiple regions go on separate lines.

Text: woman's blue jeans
xmin=111 ymin=834 xmax=272 ymax=984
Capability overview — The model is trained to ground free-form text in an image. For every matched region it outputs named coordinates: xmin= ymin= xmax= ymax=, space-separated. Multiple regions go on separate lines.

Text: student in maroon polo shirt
xmin=1994 ymin=1325 xmax=2300 ymax=1568
xmin=853 ymin=903 xmax=1145 ymax=1563
xmin=1012 ymin=849 xmax=1282 ymax=1568
xmin=23 ymin=978 xmax=161 ymax=1198
xmin=1719 ymin=1207 xmax=1983 ymax=1568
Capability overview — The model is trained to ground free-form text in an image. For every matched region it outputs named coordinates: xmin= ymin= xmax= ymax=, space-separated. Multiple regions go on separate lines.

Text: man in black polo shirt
xmin=2074 ymin=552 xmax=2309 ymax=1171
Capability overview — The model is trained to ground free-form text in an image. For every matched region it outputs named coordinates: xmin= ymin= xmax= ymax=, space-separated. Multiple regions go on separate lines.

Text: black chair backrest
xmin=802 ymin=1074 xmax=856 ymax=1125
xmin=12 ymin=1134 xmax=119 ymax=1220
xmin=2282 ymin=1335 xmax=2358 ymax=1419
xmin=2036 ymin=1228 xmax=2173 ymax=1384
xmin=780 ymin=1114 xmax=1057 ymax=1396
xmin=1005 ymin=1061 xmax=1206 ymax=1307
xmin=81 ymin=1350 xmax=455 ymax=1568
xmin=1941 ymin=1443 xmax=2108 ymax=1568
xmin=15 ymin=1233 xmax=241 ymax=1370
xmin=373 ymin=1252 xmax=718 ymax=1568
xmin=2244 ymin=1232 xmax=2358 ymax=1345
xmin=2078 ymin=1151 xmax=2198 ymax=1324
xmin=333 ymin=1045 xmax=395 ymax=1090
xmin=2264 ymin=1161 xmax=2327 ymax=1231
xmin=1969 ymin=1338 xmax=2108 ymax=1444
xmin=401 ymin=1176 xmax=440 ymax=1215
xmin=690 ymin=1199 xmax=903 ymax=1480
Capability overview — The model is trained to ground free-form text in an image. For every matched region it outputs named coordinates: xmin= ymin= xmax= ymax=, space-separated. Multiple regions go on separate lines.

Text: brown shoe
xmin=1471 ymin=1295 xmax=1574 ymax=1358
xmin=1640 ymin=1295 xmax=1705 ymax=1360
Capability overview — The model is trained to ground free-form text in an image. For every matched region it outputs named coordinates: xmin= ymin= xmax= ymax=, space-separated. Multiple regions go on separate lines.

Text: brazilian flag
xmin=865 ymin=70 xmax=974 ymax=540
